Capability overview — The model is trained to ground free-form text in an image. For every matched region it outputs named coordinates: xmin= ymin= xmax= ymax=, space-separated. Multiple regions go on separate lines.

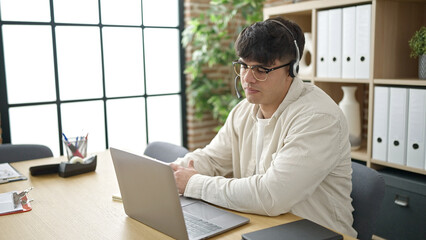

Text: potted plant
xmin=182 ymin=0 xmax=265 ymax=130
xmin=408 ymin=26 xmax=426 ymax=79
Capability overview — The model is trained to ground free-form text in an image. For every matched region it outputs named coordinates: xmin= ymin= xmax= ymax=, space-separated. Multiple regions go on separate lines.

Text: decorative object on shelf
xmin=419 ymin=55 xmax=426 ymax=80
xmin=339 ymin=86 xmax=361 ymax=150
xmin=298 ymin=32 xmax=313 ymax=77
xmin=408 ymin=26 xmax=426 ymax=80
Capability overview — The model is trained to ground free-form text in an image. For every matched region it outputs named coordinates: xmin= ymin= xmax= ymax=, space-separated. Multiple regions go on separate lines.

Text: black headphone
xmin=269 ymin=19 xmax=300 ymax=78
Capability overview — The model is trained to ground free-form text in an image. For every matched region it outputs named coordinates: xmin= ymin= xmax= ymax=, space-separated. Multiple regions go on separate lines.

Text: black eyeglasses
xmin=232 ymin=60 xmax=291 ymax=81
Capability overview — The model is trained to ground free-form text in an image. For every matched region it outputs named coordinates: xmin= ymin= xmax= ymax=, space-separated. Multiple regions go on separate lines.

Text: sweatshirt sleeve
xmin=173 ymin=103 xmax=242 ymax=177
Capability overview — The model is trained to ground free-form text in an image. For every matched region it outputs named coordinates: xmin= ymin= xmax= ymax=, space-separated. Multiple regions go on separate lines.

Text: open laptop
xmin=110 ymin=148 xmax=249 ymax=240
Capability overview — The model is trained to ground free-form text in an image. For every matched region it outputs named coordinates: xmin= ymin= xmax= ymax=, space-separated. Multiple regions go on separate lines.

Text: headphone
xmin=268 ymin=19 xmax=300 ymax=78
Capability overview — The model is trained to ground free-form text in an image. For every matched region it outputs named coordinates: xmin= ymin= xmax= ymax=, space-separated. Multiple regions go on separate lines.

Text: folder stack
xmin=316 ymin=4 xmax=371 ymax=79
xmin=372 ymin=86 xmax=426 ymax=170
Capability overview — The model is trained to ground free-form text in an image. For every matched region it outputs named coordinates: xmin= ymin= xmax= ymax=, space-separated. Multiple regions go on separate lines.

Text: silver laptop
xmin=110 ymin=148 xmax=249 ymax=240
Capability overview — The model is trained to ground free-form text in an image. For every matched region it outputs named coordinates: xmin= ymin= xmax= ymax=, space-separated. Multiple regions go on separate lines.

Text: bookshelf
xmin=264 ymin=0 xmax=426 ymax=175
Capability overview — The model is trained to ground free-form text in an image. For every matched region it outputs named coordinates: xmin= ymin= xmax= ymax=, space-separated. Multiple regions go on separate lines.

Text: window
xmin=0 ymin=0 xmax=186 ymax=156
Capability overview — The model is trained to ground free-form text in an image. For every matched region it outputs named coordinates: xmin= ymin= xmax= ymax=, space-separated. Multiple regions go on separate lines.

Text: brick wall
xmin=184 ymin=0 xmax=244 ymax=151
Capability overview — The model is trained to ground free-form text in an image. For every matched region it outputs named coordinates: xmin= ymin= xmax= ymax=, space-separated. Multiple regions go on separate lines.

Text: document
xmin=316 ymin=10 xmax=329 ymax=78
xmin=372 ymin=86 xmax=390 ymax=162
xmin=342 ymin=6 xmax=356 ymax=79
xmin=387 ymin=88 xmax=409 ymax=165
xmin=0 ymin=191 xmax=23 ymax=215
xmin=355 ymin=4 xmax=371 ymax=79
xmin=0 ymin=188 xmax=33 ymax=216
xmin=327 ymin=8 xmax=342 ymax=78
xmin=406 ymin=88 xmax=426 ymax=169
xmin=0 ymin=163 xmax=27 ymax=184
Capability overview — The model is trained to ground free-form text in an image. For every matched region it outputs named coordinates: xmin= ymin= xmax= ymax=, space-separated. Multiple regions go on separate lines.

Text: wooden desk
xmin=0 ymin=150 xmax=356 ymax=240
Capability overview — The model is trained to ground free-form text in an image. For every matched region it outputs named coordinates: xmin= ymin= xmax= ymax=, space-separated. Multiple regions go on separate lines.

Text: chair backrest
xmin=0 ymin=144 xmax=54 ymax=163
xmin=351 ymin=162 xmax=385 ymax=240
xmin=144 ymin=141 xmax=189 ymax=163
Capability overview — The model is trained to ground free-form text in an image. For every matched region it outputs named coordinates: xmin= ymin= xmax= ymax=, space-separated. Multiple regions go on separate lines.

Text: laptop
xmin=110 ymin=148 xmax=249 ymax=240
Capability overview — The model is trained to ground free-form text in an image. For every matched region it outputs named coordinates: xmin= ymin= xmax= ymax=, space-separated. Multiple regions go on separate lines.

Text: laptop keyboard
xmin=184 ymin=213 xmax=222 ymax=238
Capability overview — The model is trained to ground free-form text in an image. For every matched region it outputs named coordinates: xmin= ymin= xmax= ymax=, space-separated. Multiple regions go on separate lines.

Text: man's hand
xmin=170 ymin=160 xmax=198 ymax=194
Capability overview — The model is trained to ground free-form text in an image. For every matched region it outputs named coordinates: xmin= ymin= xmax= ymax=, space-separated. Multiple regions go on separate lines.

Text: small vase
xmin=419 ymin=54 xmax=426 ymax=80
xmin=339 ymin=86 xmax=361 ymax=150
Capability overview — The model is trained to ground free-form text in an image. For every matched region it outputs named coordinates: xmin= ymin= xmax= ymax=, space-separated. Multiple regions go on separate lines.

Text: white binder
xmin=342 ymin=6 xmax=356 ymax=79
xmin=372 ymin=86 xmax=390 ymax=161
xmin=316 ymin=10 xmax=328 ymax=78
xmin=355 ymin=4 xmax=371 ymax=79
xmin=387 ymin=88 xmax=409 ymax=165
xmin=327 ymin=8 xmax=342 ymax=78
xmin=406 ymin=89 xmax=426 ymax=169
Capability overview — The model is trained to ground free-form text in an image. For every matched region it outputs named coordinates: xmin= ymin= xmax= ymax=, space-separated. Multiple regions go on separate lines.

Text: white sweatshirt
xmin=174 ymin=77 xmax=357 ymax=237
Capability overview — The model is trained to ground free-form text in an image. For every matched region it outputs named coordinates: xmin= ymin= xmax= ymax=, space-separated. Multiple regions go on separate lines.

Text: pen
xmin=62 ymin=133 xmax=69 ymax=143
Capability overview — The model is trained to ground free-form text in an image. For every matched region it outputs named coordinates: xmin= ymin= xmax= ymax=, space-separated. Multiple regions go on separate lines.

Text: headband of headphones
xmin=268 ymin=19 xmax=300 ymax=78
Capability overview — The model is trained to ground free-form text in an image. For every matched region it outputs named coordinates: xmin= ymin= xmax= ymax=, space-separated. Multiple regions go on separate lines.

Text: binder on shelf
xmin=406 ymin=89 xmax=426 ymax=169
xmin=342 ymin=6 xmax=356 ymax=79
xmin=387 ymin=88 xmax=409 ymax=166
xmin=327 ymin=8 xmax=342 ymax=78
xmin=372 ymin=86 xmax=390 ymax=162
xmin=355 ymin=4 xmax=371 ymax=79
xmin=316 ymin=10 xmax=328 ymax=78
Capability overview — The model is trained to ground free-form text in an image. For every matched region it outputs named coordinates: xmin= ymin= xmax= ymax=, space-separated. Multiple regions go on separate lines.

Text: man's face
xmin=239 ymin=58 xmax=293 ymax=114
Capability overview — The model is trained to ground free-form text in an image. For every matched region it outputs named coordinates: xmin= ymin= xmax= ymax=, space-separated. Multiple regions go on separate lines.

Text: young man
xmin=171 ymin=17 xmax=357 ymax=237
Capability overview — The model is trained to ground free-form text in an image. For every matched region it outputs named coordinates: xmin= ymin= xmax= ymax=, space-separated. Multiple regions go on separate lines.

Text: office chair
xmin=0 ymin=144 xmax=54 ymax=163
xmin=144 ymin=141 xmax=189 ymax=163
xmin=351 ymin=162 xmax=385 ymax=240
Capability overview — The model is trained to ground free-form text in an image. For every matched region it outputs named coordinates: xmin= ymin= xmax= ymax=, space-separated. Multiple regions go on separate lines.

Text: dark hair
xmin=234 ymin=17 xmax=305 ymax=66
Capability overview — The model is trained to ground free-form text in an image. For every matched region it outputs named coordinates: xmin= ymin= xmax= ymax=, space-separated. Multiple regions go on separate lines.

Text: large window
xmin=0 ymin=0 xmax=186 ymax=156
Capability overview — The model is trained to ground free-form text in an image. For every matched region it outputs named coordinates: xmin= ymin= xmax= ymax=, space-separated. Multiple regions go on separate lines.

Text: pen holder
xmin=58 ymin=155 xmax=97 ymax=178
xmin=63 ymin=137 xmax=88 ymax=161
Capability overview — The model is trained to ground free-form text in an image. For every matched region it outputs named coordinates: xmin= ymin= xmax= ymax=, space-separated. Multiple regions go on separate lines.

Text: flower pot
xmin=339 ymin=86 xmax=361 ymax=150
xmin=419 ymin=54 xmax=426 ymax=80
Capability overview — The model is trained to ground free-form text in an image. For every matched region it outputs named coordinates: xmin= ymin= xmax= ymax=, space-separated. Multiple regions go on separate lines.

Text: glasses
xmin=232 ymin=60 xmax=291 ymax=81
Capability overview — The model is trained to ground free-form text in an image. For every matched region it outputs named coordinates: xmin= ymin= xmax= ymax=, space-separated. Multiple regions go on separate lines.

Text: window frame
xmin=0 ymin=0 xmax=187 ymax=154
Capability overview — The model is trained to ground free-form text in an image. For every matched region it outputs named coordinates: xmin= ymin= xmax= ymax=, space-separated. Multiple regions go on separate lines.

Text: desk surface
xmin=0 ymin=150 xmax=356 ymax=240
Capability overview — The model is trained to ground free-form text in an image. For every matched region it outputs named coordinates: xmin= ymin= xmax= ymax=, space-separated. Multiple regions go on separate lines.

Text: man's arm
xmin=172 ymin=102 xmax=243 ymax=177
xmin=171 ymin=160 xmax=198 ymax=194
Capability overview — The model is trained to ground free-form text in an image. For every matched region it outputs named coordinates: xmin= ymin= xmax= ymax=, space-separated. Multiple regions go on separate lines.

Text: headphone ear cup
xmin=289 ymin=60 xmax=296 ymax=78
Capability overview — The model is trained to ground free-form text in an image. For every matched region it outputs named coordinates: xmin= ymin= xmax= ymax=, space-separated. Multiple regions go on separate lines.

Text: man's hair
xmin=234 ymin=17 xmax=305 ymax=66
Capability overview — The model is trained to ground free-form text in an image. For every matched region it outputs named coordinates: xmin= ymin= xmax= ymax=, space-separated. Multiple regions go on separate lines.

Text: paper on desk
xmin=0 ymin=163 xmax=21 ymax=178
xmin=0 ymin=191 xmax=23 ymax=215
xmin=0 ymin=163 xmax=27 ymax=183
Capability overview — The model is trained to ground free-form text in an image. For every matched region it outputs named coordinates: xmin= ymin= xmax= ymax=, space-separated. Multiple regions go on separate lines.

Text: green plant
xmin=182 ymin=0 xmax=265 ymax=130
xmin=409 ymin=26 xmax=426 ymax=58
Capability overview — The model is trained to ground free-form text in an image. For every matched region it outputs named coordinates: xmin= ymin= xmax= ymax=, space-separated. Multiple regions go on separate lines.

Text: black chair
xmin=351 ymin=162 xmax=385 ymax=240
xmin=144 ymin=141 xmax=189 ymax=163
xmin=0 ymin=144 xmax=53 ymax=163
